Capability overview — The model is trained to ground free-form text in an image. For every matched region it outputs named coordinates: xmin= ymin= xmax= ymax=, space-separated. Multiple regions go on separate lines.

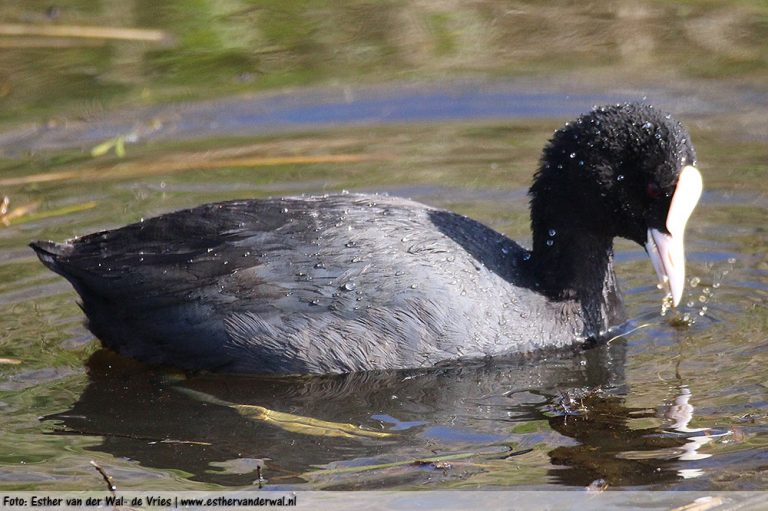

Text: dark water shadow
xmin=40 ymin=341 xmax=704 ymax=488
xmin=0 ymin=84 xmax=630 ymax=154
xmin=546 ymin=393 xmax=691 ymax=487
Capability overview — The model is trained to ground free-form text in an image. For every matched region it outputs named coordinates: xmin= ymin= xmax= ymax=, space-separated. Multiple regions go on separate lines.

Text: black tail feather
xmin=29 ymin=240 xmax=74 ymax=276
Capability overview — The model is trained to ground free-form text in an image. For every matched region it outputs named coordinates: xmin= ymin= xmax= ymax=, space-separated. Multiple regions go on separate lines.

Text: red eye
xmin=646 ymin=182 xmax=662 ymax=200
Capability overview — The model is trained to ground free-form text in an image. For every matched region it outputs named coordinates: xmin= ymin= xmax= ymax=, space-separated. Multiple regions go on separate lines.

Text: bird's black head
xmin=530 ymin=103 xmax=697 ymax=246
xmin=529 ymin=103 xmax=702 ymax=306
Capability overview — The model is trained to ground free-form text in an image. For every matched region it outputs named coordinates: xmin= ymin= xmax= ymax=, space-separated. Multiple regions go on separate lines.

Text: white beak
xmin=645 ymin=165 xmax=703 ymax=307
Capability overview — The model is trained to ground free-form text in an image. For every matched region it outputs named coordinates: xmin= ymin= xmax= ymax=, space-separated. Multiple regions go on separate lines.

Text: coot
xmin=31 ymin=103 xmax=703 ymax=374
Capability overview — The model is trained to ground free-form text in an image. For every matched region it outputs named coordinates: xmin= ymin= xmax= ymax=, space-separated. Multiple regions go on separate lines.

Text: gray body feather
xmin=32 ymin=194 xmax=603 ymax=373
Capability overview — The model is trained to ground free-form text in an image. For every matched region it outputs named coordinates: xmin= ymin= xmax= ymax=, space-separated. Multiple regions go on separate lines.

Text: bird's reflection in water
xmin=547 ymin=384 xmax=730 ymax=487
xmin=42 ymin=341 xmax=726 ymax=488
xmin=659 ymin=386 xmax=728 ymax=481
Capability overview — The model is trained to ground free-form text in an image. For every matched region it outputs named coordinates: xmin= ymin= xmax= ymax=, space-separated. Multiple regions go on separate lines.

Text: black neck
xmin=529 ymin=225 xmax=624 ymax=337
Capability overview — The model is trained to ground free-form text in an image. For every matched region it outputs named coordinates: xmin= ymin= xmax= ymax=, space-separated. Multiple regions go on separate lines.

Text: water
xmin=0 ymin=0 xmax=767 ymax=492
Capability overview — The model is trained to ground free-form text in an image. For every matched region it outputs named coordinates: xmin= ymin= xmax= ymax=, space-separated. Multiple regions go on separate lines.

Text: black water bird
xmin=31 ymin=103 xmax=703 ymax=374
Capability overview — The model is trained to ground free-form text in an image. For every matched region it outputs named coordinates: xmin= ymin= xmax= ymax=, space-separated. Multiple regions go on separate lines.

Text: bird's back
xmin=32 ymin=194 xmax=585 ymax=373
